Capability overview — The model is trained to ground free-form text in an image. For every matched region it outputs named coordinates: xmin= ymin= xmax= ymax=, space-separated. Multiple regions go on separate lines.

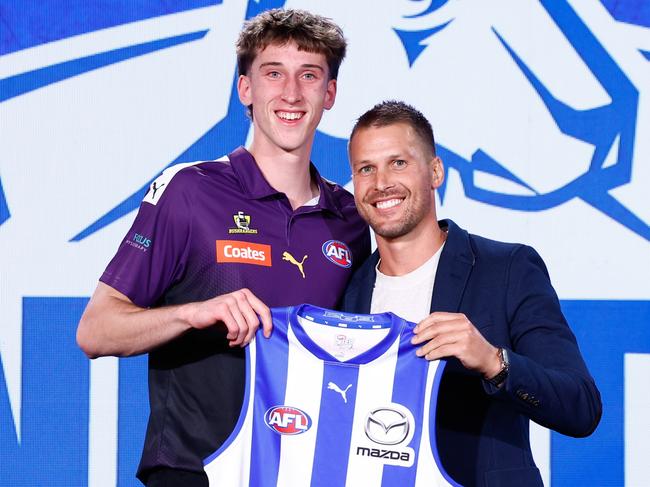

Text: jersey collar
xmin=228 ymin=147 xmax=343 ymax=217
xmin=288 ymin=304 xmax=405 ymax=365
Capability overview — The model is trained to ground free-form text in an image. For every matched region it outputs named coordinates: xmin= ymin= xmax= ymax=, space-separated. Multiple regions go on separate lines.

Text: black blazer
xmin=341 ymin=219 xmax=601 ymax=486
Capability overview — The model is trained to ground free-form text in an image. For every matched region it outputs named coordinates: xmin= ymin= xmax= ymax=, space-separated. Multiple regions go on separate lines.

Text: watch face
xmin=501 ymin=348 xmax=509 ymax=365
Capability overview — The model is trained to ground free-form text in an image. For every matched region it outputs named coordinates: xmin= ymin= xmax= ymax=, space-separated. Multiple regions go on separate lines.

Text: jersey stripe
xmin=382 ymin=331 xmax=430 ymax=485
xmin=276 ymin=326 xmax=324 ymax=486
xmin=249 ymin=318 xmax=290 ymax=487
xmin=310 ymin=363 xmax=360 ymax=486
xmin=344 ymin=338 xmax=400 ymax=485
xmin=418 ymin=362 xmax=461 ymax=487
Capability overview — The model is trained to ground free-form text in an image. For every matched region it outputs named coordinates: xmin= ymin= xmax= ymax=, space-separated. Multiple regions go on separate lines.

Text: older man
xmin=342 ymin=100 xmax=601 ymax=487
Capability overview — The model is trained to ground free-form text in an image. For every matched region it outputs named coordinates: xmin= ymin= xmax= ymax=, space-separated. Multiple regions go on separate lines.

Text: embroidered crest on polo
xmin=228 ymin=211 xmax=258 ymax=234
xmin=322 ymin=240 xmax=352 ymax=268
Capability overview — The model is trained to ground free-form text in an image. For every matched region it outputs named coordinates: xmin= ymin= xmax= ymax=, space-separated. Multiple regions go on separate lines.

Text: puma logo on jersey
xmin=327 ymin=382 xmax=352 ymax=403
xmin=151 ymin=182 xmax=165 ymax=199
xmin=283 ymin=251 xmax=308 ymax=278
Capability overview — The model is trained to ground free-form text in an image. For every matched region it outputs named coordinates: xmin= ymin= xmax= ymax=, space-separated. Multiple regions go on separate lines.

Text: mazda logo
xmin=364 ymin=407 xmax=410 ymax=445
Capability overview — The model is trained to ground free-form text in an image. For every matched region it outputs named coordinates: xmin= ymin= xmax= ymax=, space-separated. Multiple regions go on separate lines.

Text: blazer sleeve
xmin=488 ymin=245 xmax=602 ymax=437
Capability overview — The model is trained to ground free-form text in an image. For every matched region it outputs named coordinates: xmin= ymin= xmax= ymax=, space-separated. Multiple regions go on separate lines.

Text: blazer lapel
xmin=430 ymin=220 xmax=475 ymax=313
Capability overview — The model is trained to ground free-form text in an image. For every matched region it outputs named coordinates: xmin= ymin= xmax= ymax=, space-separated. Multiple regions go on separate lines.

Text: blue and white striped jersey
xmin=203 ymin=304 xmax=461 ymax=487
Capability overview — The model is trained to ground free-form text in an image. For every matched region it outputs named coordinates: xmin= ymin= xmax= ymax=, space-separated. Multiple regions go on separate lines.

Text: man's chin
xmin=370 ymin=223 xmax=409 ymax=240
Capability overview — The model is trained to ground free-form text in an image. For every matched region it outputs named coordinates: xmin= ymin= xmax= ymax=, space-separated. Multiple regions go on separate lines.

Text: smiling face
xmin=349 ymin=123 xmax=444 ymax=240
xmin=237 ymin=42 xmax=337 ymax=157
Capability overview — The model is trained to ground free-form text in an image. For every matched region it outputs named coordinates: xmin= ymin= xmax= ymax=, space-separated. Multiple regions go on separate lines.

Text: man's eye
xmin=393 ymin=159 xmax=407 ymax=168
xmin=303 ymin=72 xmax=316 ymax=80
xmin=268 ymin=71 xmax=281 ymax=78
xmin=358 ymin=166 xmax=374 ymax=175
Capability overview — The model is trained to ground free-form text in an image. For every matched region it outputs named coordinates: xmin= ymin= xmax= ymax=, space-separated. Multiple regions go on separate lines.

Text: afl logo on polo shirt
xmin=264 ymin=406 xmax=312 ymax=435
xmin=216 ymin=240 xmax=271 ymax=266
xmin=322 ymin=240 xmax=352 ymax=268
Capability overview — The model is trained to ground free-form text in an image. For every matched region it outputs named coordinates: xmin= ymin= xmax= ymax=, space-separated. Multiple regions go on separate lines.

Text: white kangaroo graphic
xmin=327 ymin=382 xmax=353 ymax=403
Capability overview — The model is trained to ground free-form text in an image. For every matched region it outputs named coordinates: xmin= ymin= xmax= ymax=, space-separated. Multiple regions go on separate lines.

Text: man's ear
xmin=237 ymin=75 xmax=251 ymax=106
xmin=323 ymin=78 xmax=337 ymax=110
xmin=432 ymin=156 xmax=445 ymax=189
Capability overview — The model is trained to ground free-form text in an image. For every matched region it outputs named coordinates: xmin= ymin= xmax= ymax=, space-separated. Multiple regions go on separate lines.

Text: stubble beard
xmin=362 ymin=194 xmax=427 ymax=240
xmin=368 ymin=210 xmax=420 ymax=239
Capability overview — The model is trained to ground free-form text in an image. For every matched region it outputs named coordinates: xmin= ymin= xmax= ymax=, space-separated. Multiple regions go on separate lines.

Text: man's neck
xmin=248 ymin=142 xmax=317 ymax=210
xmin=376 ymin=220 xmax=447 ymax=276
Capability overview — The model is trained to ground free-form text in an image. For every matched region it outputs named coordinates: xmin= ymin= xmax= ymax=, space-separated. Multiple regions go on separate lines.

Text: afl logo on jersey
xmin=322 ymin=240 xmax=352 ymax=268
xmin=264 ymin=406 xmax=312 ymax=435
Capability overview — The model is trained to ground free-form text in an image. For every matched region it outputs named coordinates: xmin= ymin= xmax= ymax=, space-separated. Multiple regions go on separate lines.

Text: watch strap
xmin=487 ymin=348 xmax=509 ymax=387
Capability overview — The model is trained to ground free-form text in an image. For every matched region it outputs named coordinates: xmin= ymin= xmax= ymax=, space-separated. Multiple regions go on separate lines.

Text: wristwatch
xmin=487 ymin=348 xmax=509 ymax=387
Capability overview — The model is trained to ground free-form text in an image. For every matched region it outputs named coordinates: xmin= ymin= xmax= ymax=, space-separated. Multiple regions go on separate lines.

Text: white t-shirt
xmin=370 ymin=244 xmax=445 ymax=324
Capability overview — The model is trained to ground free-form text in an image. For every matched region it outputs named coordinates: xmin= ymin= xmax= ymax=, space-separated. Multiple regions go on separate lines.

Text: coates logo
xmin=264 ymin=406 xmax=312 ymax=435
xmin=216 ymin=240 xmax=271 ymax=267
xmin=322 ymin=240 xmax=352 ymax=268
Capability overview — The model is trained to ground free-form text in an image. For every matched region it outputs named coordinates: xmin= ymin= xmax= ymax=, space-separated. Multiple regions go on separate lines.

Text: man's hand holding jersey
xmin=77 ymin=283 xmax=272 ymax=358
xmin=411 ymin=312 xmax=502 ymax=380
xmin=181 ymin=288 xmax=273 ymax=346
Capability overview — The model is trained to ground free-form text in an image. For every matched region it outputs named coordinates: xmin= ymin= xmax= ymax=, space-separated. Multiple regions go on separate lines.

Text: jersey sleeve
xmin=99 ymin=165 xmax=195 ymax=307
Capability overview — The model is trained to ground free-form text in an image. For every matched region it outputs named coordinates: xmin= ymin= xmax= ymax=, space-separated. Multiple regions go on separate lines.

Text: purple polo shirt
xmin=100 ymin=147 xmax=370 ymax=480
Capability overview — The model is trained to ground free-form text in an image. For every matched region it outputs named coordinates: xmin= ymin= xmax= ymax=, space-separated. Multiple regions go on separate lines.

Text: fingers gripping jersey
xmin=203 ymin=305 xmax=461 ymax=487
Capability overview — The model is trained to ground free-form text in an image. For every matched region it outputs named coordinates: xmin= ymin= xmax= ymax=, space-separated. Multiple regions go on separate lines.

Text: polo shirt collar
xmin=228 ymin=146 xmax=343 ymax=217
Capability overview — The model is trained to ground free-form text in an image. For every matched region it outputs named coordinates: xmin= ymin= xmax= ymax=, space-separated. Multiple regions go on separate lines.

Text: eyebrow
xmin=258 ymin=61 xmax=325 ymax=72
xmin=351 ymin=153 xmax=404 ymax=166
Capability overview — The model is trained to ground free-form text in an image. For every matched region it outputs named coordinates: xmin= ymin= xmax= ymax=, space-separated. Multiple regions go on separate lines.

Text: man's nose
xmin=281 ymin=77 xmax=301 ymax=104
xmin=374 ymin=167 xmax=395 ymax=192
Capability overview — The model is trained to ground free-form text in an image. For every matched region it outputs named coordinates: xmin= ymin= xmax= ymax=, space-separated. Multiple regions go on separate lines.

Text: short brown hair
xmin=350 ymin=100 xmax=436 ymax=157
xmin=236 ymin=8 xmax=346 ymax=80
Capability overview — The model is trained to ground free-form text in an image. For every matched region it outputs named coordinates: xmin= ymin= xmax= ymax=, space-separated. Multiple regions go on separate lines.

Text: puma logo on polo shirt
xmin=282 ymin=251 xmax=308 ymax=278
xmin=216 ymin=240 xmax=271 ymax=266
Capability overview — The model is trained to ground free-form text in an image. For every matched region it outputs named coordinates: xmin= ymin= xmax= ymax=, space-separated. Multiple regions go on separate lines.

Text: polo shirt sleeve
xmin=100 ymin=168 xmax=193 ymax=308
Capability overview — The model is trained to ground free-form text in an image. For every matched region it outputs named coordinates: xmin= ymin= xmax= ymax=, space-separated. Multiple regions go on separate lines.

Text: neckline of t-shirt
xmin=375 ymin=242 xmax=445 ymax=289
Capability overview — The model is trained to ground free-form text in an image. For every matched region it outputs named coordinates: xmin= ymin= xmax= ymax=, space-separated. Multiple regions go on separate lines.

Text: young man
xmin=342 ymin=101 xmax=601 ymax=486
xmin=77 ymin=9 xmax=369 ymax=486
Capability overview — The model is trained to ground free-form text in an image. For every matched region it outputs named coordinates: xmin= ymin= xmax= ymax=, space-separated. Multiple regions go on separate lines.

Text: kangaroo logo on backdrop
xmin=4 ymin=1 xmax=640 ymax=243
xmin=335 ymin=0 xmax=648 ymax=240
